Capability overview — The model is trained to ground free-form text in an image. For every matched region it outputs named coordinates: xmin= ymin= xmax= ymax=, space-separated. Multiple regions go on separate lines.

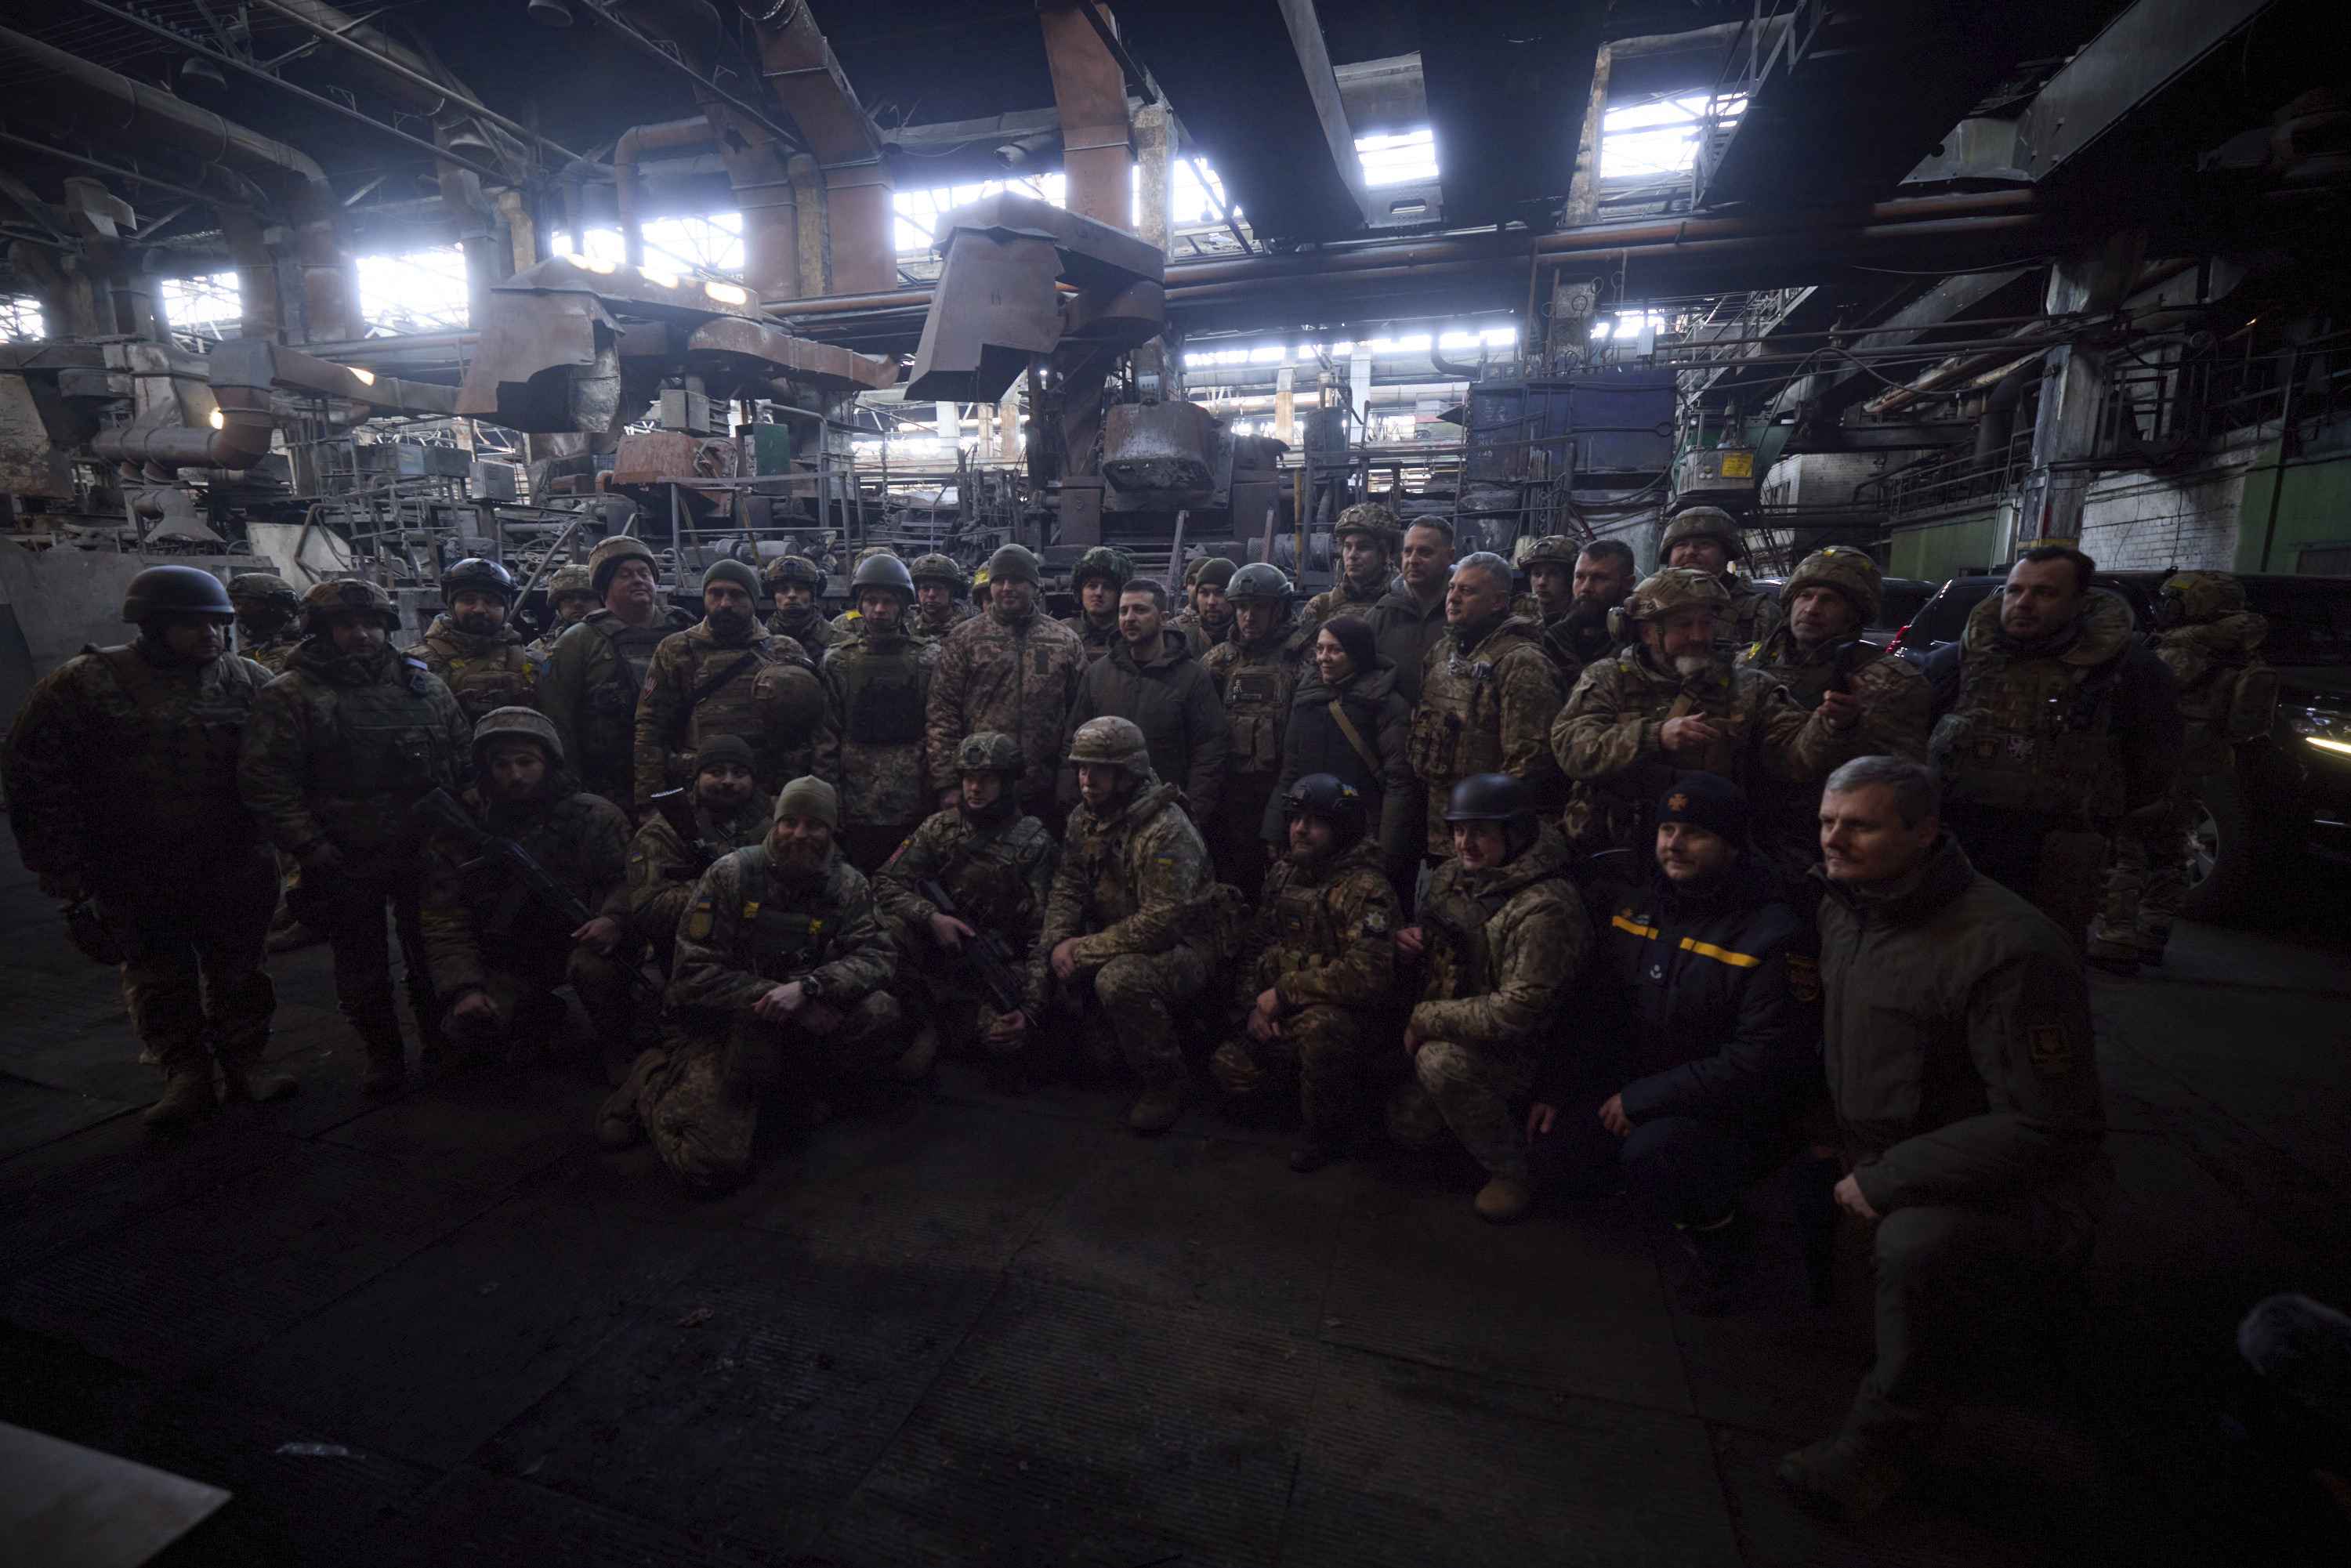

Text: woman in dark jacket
xmin=1262 ymin=617 xmax=1418 ymax=878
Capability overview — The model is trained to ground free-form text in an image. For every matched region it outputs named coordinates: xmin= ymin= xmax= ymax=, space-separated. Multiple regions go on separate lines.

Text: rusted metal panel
xmin=1102 ymin=401 xmax=1219 ymax=495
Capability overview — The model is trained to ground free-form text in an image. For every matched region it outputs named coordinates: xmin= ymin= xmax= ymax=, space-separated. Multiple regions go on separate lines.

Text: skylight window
xmin=894 ymin=173 xmax=1069 ymax=253
xmin=2 ymin=295 xmax=46 ymax=342
xmin=1601 ymin=94 xmax=1744 ymax=180
xmin=1357 ymin=128 xmax=1437 ymax=187
xmin=161 ymin=271 xmax=241 ymax=340
xmin=357 ymin=248 xmax=470 ymax=335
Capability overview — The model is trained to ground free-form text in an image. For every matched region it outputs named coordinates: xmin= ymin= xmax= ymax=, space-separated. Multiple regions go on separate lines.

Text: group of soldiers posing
xmin=1 ymin=498 xmax=2276 ymax=1525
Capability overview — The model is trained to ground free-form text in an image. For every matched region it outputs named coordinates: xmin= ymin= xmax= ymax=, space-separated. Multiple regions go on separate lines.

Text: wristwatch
xmin=802 ymin=976 xmax=824 ymax=1001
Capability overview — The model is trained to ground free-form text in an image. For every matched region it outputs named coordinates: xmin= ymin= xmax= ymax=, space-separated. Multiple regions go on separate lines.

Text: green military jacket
xmin=1298 ymin=574 xmax=1386 ymax=638
xmin=239 ymin=628 xmax=302 ymax=675
xmin=1233 ymin=838 xmax=1396 ymax=1015
xmin=1717 ymin=578 xmax=1786 ymax=650
xmin=539 ymin=607 xmax=690 ymax=803
xmin=1037 ymin=779 xmax=1219 ymax=984
xmin=1410 ymin=614 xmax=1567 ymax=856
xmin=1201 ymin=617 xmax=1313 ymax=780
xmin=632 ymin=617 xmax=818 ymax=806
xmin=1551 ymin=648 xmax=1849 ymax=856
xmin=924 ymin=605 xmax=1089 ymax=809
xmin=1818 ymin=835 xmax=2109 ymax=1255
xmin=408 ymin=614 xmax=542 ymax=725
xmin=239 ymin=640 xmax=470 ymax=867
xmin=1062 ymin=611 xmax=1122 ymax=664
xmin=2 ymin=638 xmax=273 ymax=884
xmin=1410 ymin=826 xmax=1590 ymax=1048
xmin=625 ymin=795 xmax=773 ymax=966
xmin=669 ymin=842 xmax=897 ymax=1019
xmin=418 ymin=780 xmax=630 ymax=999
xmin=1169 ymin=607 xmax=1234 ymax=657
xmin=815 ymin=625 xmax=937 ymax=828
xmin=2153 ymin=611 xmax=2274 ymax=773
xmin=772 ymin=604 xmax=848 ymax=655
xmin=911 ymin=600 xmax=980 ymax=642
xmin=875 ymin=804 xmax=1059 ymax=1008
xmin=1739 ymin=627 xmax=1930 ymax=882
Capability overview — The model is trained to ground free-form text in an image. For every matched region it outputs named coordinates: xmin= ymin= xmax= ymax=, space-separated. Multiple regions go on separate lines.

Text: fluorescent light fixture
xmin=703 ymin=280 xmax=749 ymax=306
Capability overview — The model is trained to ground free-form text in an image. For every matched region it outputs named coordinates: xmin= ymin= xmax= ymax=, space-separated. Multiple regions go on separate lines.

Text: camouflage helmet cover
xmin=1658 ymin=506 xmax=1745 ymax=563
xmin=1332 ymin=502 xmax=1404 ymax=544
xmin=226 ymin=571 xmax=297 ymax=607
xmin=1070 ymin=545 xmax=1135 ymax=592
xmin=1621 ymin=567 xmax=1731 ymax=622
xmin=1781 ymin=545 xmax=1884 ymax=624
xmin=1519 ymin=535 xmax=1581 ymax=570
xmin=763 ymin=553 xmax=824 ymax=588
xmin=2159 ymin=569 xmax=2247 ymax=624
xmin=1067 ymin=714 xmax=1151 ymax=773
xmin=909 ymin=552 xmax=965 ymax=588
xmin=471 ymin=704 xmax=563 ymax=766
xmin=545 ymin=564 xmax=596 ymax=599
xmin=954 ymin=730 xmax=1023 ymax=776
xmin=299 ymin=577 xmax=400 ymax=632
xmin=587 ymin=534 xmax=657 ymax=595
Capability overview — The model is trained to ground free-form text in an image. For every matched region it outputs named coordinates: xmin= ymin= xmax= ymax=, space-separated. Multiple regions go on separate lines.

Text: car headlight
xmin=2288 ymin=706 xmax=2351 ymax=757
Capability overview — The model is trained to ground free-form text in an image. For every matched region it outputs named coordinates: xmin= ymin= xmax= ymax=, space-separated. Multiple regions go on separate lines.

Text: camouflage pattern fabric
xmin=626 ymin=797 xmax=773 ymax=976
xmin=1739 ymin=628 xmax=1930 ymax=885
xmin=1408 ymin=614 xmax=1567 ymax=857
xmin=815 ymin=625 xmax=937 ymax=829
xmin=632 ymin=618 xmax=819 ymax=806
xmin=924 ymin=605 xmax=1088 ymax=811
xmin=408 ymin=614 xmax=542 ymax=724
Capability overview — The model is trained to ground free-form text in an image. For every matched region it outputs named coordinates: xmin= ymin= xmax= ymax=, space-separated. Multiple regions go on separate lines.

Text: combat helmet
xmin=123 ymin=564 xmax=234 ymax=623
xmin=1067 ymin=715 xmax=1151 ymax=776
xmin=1283 ymin=771 xmax=1366 ymax=848
xmin=851 ymin=552 xmax=916 ymax=603
xmin=544 ymin=564 xmax=596 ymax=603
xmin=441 ymin=557 xmax=517 ymax=607
xmin=1070 ymin=545 xmax=1134 ymax=593
xmin=910 ymin=553 xmax=965 ymax=592
xmin=2157 ymin=569 xmax=2248 ymax=627
xmin=226 ymin=571 xmax=298 ymax=612
xmin=1657 ymin=506 xmax=1745 ymax=565
xmin=1226 ymin=563 xmax=1293 ymax=603
xmin=955 ymin=731 xmax=1023 ymax=777
xmin=588 ymin=534 xmax=657 ymax=596
xmin=471 ymin=704 xmax=563 ymax=767
xmin=299 ymin=578 xmax=400 ymax=633
xmin=1610 ymin=567 xmax=1728 ymax=643
xmin=1519 ymin=535 xmax=1580 ymax=571
xmin=1780 ymin=546 xmax=1884 ymax=625
xmin=1444 ymin=771 xmax=1538 ymax=855
xmin=763 ymin=554 xmax=824 ymax=591
xmin=1332 ymin=502 xmax=1404 ymax=545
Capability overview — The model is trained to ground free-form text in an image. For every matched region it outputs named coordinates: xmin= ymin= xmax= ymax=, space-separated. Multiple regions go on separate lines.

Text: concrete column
xmin=1564 ymin=44 xmax=1613 ymax=229
xmin=1135 ymin=101 xmax=1172 ymax=252
xmin=936 ymin=400 xmax=958 ymax=445
xmin=789 ymin=154 xmax=829 ymax=298
xmin=2013 ymin=230 xmax=2146 ymax=552
xmin=1275 ymin=364 xmax=1295 ymax=445
xmin=1349 ymin=346 xmax=1371 ymax=437
xmin=1038 ymin=1 xmax=1133 ymax=230
xmin=998 ymin=392 xmax=1021 ymax=461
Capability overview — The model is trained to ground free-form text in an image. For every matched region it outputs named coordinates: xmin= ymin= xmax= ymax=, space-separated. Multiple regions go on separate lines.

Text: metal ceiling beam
xmin=2012 ymin=0 xmax=2277 ymax=180
xmin=1414 ymin=0 xmax=1603 ymax=226
xmin=572 ymin=0 xmax=804 ymax=157
xmin=1275 ymin=0 xmax=1371 ymax=224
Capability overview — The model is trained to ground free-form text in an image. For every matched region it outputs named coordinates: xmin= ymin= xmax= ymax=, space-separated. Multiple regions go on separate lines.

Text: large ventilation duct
xmin=0 ymin=25 xmax=353 ymax=342
xmin=732 ymin=0 xmax=895 ymax=295
xmin=614 ymin=117 xmax=718 ymax=266
xmin=1038 ymin=2 xmax=1134 ymax=231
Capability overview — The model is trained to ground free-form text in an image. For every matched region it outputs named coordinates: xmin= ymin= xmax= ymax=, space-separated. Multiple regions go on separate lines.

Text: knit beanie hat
xmin=773 ymin=774 xmax=839 ymax=830
xmin=693 ymin=733 xmax=756 ymax=777
xmin=985 ymin=543 xmax=1041 ymax=586
xmin=1317 ymin=614 xmax=1377 ymax=673
xmin=1656 ymin=773 xmax=1751 ymax=845
xmin=702 ymin=559 xmax=762 ymax=599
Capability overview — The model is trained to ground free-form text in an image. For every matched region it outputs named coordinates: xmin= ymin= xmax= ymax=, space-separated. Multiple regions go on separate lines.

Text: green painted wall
xmin=2235 ymin=444 xmax=2351 ymax=573
xmin=1890 ymin=511 xmax=2005 ymax=580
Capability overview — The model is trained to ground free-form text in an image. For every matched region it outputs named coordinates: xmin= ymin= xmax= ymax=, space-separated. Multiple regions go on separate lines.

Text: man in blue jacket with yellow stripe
xmin=1527 ymin=773 xmax=1821 ymax=1311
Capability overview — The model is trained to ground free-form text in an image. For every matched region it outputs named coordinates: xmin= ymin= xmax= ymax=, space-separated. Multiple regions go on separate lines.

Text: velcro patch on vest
xmin=686 ymin=896 xmax=714 ymax=940
xmin=1363 ymin=908 xmax=1389 ymax=936
xmin=2006 ymin=734 xmax=2034 ymax=762
xmin=2028 ymin=1023 xmax=2071 ymax=1077
xmin=1785 ymin=953 xmax=1820 ymax=1002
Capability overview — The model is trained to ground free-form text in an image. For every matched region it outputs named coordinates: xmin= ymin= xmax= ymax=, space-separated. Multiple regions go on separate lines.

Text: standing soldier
xmin=816 ymin=552 xmax=936 ymax=870
xmin=1301 ymin=503 xmax=1400 ymax=633
xmin=1921 ymin=545 xmax=2179 ymax=947
xmin=909 ymin=552 xmax=979 ymax=641
xmin=1062 ymin=577 xmax=1231 ymax=825
xmin=874 ymin=731 xmax=1059 ymax=1073
xmin=1212 ymin=774 xmax=1400 ymax=1171
xmin=624 ymin=733 xmax=771 ymax=983
xmin=1061 ymin=545 xmax=1133 ymax=663
xmin=924 ymin=543 xmax=1089 ymax=824
xmin=1408 ymin=551 xmax=1566 ymax=861
xmin=1739 ymin=547 xmax=1930 ymax=893
xmin=635 ymin=559 xmax=822 ymax=809
xmin=418 ymin=707 xmax=636 ymax=1079
xmin=1366 ymin=519 xmax=1455 ymax=704
xmin=1038 ymin=716 xmax=1226 ymax=1134
xmin=1201 ymin=562 xmax=1314 ymax=896
xmin=1552 ymin=569 xmax=1857 ymax=894
xmin=240 ymin=579 xmax=471 ymax=1092
xmin=409 ymin=556 xmax=540 ymax=724
xmin=600 ymin=777 xmax=905 ymax=1193
xmin=1170 ymin=556 xmax=1237 ymax=653
xmin=1388 ymin=773 xmax=1591 ymax=1222
xmin=529 ymin=564 xmax=599 ymax=657
xmin=540 ymin=535 xmax=692 ymax=813
xmin=2090 ymin=569 xmax=2271 ymax=972
xmin=1519 ymin=536 xmax=1581 ymax=640
xmin=228 ymin=571 xmax=302 ymax=673
xmin=764 ymin=554 xmax=847 ymax=657
xmin=3 ymin=566 xmax=290 ymax=1124
xmin=1656 ymin=507 xmax=1784 ymax=649
xmin=1545 ymin=539 xmax=1640 ymax=679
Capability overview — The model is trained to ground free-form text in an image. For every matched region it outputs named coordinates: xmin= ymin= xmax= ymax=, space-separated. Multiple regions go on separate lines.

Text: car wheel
xmin=2178 ymin=769 xmax=2255 ymax=919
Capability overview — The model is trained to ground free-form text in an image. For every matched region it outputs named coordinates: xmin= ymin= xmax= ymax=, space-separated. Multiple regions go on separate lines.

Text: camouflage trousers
xmin=110 ymin=851 xmax=279 ymax=1076
xmin=439 ymin=941 xmax=635 ymax=1065
xmin=2090 ymin=771 xmax=2213 ymax=958
xmin=1386 ymin=1036 xmax=1541 ymax=1182
xmin=630 ymin=993 xmax=903 ymax=1193
xmin=297 ymin=860 xmax=438 ymax=1063
xmin=1209 ymin=1004 xmax=1376 ymax=1135
xmin=1074 ymin=941 xmax=1218 ymax=1085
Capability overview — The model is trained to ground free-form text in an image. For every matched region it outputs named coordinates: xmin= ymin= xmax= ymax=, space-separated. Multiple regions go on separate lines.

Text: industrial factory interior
xmin=2 ymin=0 xmax=2350 ymax=1561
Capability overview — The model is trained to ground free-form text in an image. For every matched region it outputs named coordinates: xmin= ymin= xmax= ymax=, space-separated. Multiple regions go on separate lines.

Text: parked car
xmin=1888 ymin=569 xmax=2351 ymax=917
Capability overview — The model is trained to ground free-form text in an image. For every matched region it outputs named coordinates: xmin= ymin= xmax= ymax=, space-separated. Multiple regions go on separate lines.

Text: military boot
xmin=1777 ymin=1432 xmax=1911 ymax=1524
xmin=144 ymin=1065 xmax=219 ymax=1128
xmin=595 ymin=1048 xmax=664 ymax=1150
xmin=360 ymin=1030 xmax=407 ymax=1095
xmin=891 ymin=1022 xmax=940 ymax=1083
xmin=220 ymin=1055 xmax=299 ymax=1105
xmin=1126 ymin=1067 xmax=1186 ymax=1135
xmin=1473 ymin=1175 xmax=1531 ymax=1223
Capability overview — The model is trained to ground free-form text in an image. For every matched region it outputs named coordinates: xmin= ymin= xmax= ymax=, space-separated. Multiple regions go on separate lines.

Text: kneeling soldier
xmin=874 ymin=731 xmax=1058 ymax=1073
xmin=1388 ymin=773 xmax=1592 ymax=1223
xmin=1212 ymin=773 xmax=1399 ymax=1171
xmin=1039 ymin=715 xmax=1226 ymax=1135
xmin=625 ymin=733 xmax=772 ymax=984
xmin=419 ymin=708 xmax=635 ymax=1075
xmin=604 ymin=777 xmax=904 ymax=1193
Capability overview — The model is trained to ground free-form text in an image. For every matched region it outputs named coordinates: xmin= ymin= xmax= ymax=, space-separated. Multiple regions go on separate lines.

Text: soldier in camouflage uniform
xmin=875 ymin=731 xmax=1059 ymax=1072
xmin=817 ymin=553 xmax=936 ymax=870
xmin=1061 ymin=545 xmax=1133 ymax=663
xmin=4 ymin=566 xmax=291 ymax=1125
xmin=1170 ymin=556 xmax=1237 ymax=654
xmin=408 ymin=556 xmax=541 ymax=725
xmin=635 ymin=559 xmax=821 ymax=809
xmin=1300 ymin=503 xmax=1400 ymax=633
xmin=1657 ymin=508 xmax=1784 ymax=650
xmin=1552 ymin=569 xmax=1858 ymax=889
xmin=625 ymin=733 xmax=771 ymax=982
xmin=924 ymin=543 xmax=1088 ymax=823
xmin=1738 ymin=547 xmax=1930 ymax=893
xmin=1410 ymin=551 xmax=1567 ymax=860
xmin=228 ymin=571 xmax=302 ymax=673
xmin=598 ymin=777 xmax=904 ymax=1193
xmin=909 ymin=553 xmax=979 ymax=641
xmin=1201 ymin=563 xmax=1314 ymax=897
xmin=1387 ymin=773 xmax=1592 ymax=1223
xmin=1212 ymin=774 xmax=1399 ymax=1170
xmin=529 ymin=564 xmax=599 ymax=657
xmin=1038 ymin=716 xmax=1227 ymax=1134
xmin=540 ymin=536 xmax=694 ymax=813
xmin=418 ymin=706 xmax=636 ymax=1078
xmin=765 ymin=553 xmax=847 ymax=656
xmin=241 ymin=578 xmax=472 ymax=1092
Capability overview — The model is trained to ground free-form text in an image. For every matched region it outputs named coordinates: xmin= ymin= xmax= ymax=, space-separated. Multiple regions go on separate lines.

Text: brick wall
xmin=2075 ymin=426 xmax=2272 ymax=573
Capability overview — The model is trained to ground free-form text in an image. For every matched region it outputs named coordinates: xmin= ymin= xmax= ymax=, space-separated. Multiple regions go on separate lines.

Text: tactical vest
xmin=681 ymin=642 xmax=776 ymax=751
xmin=2164 ymin=641 xmax=2277 ymax=745
xmin=1932 ymin=644 xmax=2128 ymax=820
xmin=1264 ymin=867 xmax=1348 ymax=981
xmin=92 ymin=646 xmax=259 ymax=849
xmin=311 ymin=657 xmax=449 ymax=800
xmin=1420 ymin=882 xmax=1517 ymax=1001
xmin=1219 ymin=646 xmax=1298 ymax=775
xmin=729 ymin=853 xmax=847 ymax=982
xmin=1407 ymin=628 xmax=1530 ymax=783
xmin=581 ymin=611 xmax=669 ymax=770
xmin=423 ymin=632 xmax=534 ymax=722
xmin=938 ymin=815 xmax=1052 ymax=938
xmin=834 ymin=641 xmax=927 ymax=745
xmin=1748 ymin=632 xmax=1871 ymax=711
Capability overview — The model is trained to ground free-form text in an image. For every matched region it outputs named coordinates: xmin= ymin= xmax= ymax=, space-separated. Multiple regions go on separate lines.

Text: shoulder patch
xmin=685 ymin=896 xmax=714 ymax=941
xmin=1785 ymin=952 xmax=1820 ymax=1003
xmin=1362 ymin=908 xmax=1389 ymax=936
xmin=2027 ymin=1023 xmax=2072 ymax=1077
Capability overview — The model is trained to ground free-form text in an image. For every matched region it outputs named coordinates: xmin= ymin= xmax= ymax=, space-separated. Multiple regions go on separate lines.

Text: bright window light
xmin=1170 ymin=158 xmax=1233 ymax=226
xmin=894 ymin=173 xmax=1068 ymax=253
xmin=1357 ymin=128 xmax=1437 ymax=187
xmin=575 ymin=219 xmax=745 ymax=283
xmin=1593 ymin=313 xmax=1670 ymax=339
xmin=0 ymin=295 xmax=41 ymax=341
xmin=1601 ymin=94 xmax=1744 ymax=180
xmin=161 ymin=271 xmax=241 ymax=339
xmin=357 ymin=248 xmax=470 ymax=335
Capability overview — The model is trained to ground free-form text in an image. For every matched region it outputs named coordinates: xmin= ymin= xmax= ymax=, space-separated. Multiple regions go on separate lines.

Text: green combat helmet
xmin=1332 ymin=502 xmax=1404 ymax=545
xmin=1780 ymin=546 xmax=1884 ymax=624
xmin=955 ymin=730 xmax=1023 ymax=775
xmin=1657 ymin=506 xmax=1745 ymax=565
xmin=910 ymin=553 xmax=966 ymax=592
xmin=299 ymin=578 xmax=401 ymax=632
xmin=1609 ymin=567 xmax=1729 ymax=643
xmin=851 ymin=552 xmax=916 ymax=602
xmin=1226 ymin=562 xmax=1292 ymax=602
xmin=1067 ymin=714 xmax=1151 ymax=774
xmin=2156 ymin=569 xmax=2247 ymax=627
xmin=1070 ymin=546 xmax=1135 ymax=592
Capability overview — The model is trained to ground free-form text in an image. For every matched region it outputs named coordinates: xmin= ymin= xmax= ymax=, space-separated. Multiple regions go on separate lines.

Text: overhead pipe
xmin=1038 ymin=1 xmax=1133 ymax=231
xmin=732 ymin=0 xmax=895 ymax=294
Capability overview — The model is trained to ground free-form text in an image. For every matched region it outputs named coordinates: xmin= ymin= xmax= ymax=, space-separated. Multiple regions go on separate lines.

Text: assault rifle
xmin=648 ymin=787 xmax=719 ymax=878
xmin=418 ymin=788 xmax=661 ymax=995
xmin=920 ymin=878 xmax=1030 ymax=1027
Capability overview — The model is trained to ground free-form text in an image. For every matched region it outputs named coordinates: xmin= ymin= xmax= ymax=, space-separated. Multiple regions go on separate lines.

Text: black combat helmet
xmin=1444 ymin=772 xmax=1538 ymax=856
xmin=442 ymin=557 xmax=517 ymax=605
xmin=851 ymin=552 xmax=916 ymax=603
xmin=122 ymin=564 xmax=234 ymax=623
xmin=1284 ymin=772 xmax=1367 ymax=849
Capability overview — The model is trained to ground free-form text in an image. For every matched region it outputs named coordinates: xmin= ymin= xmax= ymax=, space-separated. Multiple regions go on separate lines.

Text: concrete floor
xmin=2 ymin=828 xmax=2348 ymax=1566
